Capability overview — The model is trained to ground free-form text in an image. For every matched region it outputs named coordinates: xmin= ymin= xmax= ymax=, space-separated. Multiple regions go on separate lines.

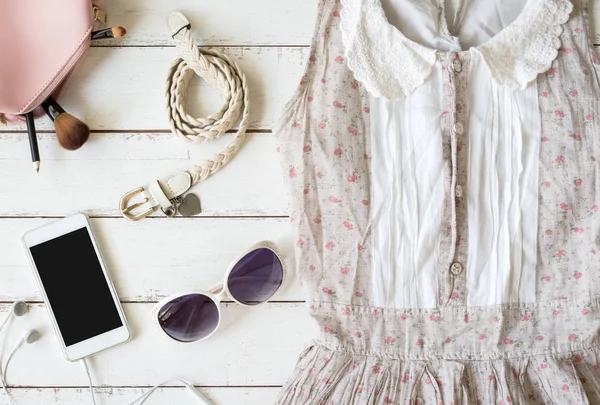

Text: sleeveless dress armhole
xmin=581 ymin=0 xmax=600 ymax=87
xmin=273 ymin=1 xmax=338 ymax=222
xmin=273 ymin=1 xmax=328 ymax=138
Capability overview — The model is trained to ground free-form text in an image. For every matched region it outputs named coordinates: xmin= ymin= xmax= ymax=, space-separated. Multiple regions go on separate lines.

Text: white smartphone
xmin=22 ymin=213 xmax=130 ymax=361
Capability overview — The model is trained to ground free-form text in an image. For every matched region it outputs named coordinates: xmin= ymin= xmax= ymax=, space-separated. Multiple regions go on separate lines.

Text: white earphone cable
xmin=80 ymin=358 xmax=97 ymax=405
xmin=129 ymin=378 xmax=211 ymax=405
xmin=3 ymin=340 xmax=24 ymax=385
xmin=80 ymin=361 xmax=211 ymax=405
xmin=0 ymin=370 xmax=17 ymax=405
xmin=0 ymin=306 xmax=19 ymax=405
xmin=0 ymin=314 xmax=11 ymax=336
xmin=129 ymin=379 xmax=181 ymax=405
xmin=1 ymin=338 xmax=28 ymax=405
xmin=0 ymin=311 xmax=12 ymax=369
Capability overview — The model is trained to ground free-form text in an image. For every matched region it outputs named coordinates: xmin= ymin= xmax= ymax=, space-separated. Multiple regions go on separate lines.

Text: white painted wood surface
xmin=0 ymin=134 xmax=288 ymax=217
xmin=2 ymin=388 xmax=281 ymax=405
xmin=92 ymin=0 xmax=316 ymax=46
xmin=6 ymin=47 xmax=308 ymax=132
xmin=3 ymin=1 xmax=599 ymax=404
xmin=0 ymin=218 xmax=302 ymax=302
xmin=0 ymin=303 xmax=314 ymax=386
xmin=0 ymin=0 xmax=315 ymax=403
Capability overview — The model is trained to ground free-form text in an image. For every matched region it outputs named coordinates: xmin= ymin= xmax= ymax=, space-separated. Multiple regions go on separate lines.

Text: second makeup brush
xmin=91 ymin=27 xmax=126 ymax=40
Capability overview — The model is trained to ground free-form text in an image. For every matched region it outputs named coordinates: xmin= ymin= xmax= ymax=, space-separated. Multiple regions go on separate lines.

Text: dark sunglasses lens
xmin=157 ymin=294 xmax=219 ymax=342
xmin=227 ymin=247 xmax=284 ymax=305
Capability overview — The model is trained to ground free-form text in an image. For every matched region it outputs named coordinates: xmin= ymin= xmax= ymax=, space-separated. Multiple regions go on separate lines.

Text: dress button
xmin=453 ymin=122 xmax=464 ymax=135
xmin=450 ymin=262 xmax=463 ymax=275
xmin=455 ymin=184 xmax=463 ymax=198
xmin=452 ymin=60 xmax=462 ymax=73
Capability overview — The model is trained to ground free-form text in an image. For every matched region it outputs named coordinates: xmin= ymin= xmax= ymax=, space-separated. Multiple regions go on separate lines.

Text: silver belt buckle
xmin=119 ymin=187 xmax=154 ymax=221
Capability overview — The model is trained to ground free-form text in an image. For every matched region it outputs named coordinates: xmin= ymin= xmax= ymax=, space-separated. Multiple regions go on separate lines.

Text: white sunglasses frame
xmin=152 ymin=240 xmax=287 ymax=343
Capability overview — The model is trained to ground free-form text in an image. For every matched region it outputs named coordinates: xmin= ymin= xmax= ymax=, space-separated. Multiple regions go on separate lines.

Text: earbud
xmin=6 ymin=329 xmax=41 ymax=368
xmin=11 ymin=302 xmax=27 ymax=318
xmin=22 ymin=330 xmax=40 ymax=345
xmin=0 ymin=301 xmax=28 ymax=336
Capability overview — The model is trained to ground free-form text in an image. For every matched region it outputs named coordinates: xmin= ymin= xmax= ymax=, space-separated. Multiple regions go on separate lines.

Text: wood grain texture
xmin=0 ymin=218 xmax=302 ymax=302
xmin=0 ymin=133 xmax=288 ymax=217
xmin=2 ymin=1 xmax=600 ymax=403
xmin=2 ymin=387 xmax=281 ymax=405
xmin=0 ymin=47 xmax=308 ymax=132
xmin=93 ymin=0 xmax=316 ymax=47
xmin=0 ymin=303 xmax=315 ymax=387
xmin=0 ymin=0 xmax=314 ymax=402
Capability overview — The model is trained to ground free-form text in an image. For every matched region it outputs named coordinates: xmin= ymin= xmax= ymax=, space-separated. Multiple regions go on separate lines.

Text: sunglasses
xmin=152 ymin=241 xmax=286 ymax=343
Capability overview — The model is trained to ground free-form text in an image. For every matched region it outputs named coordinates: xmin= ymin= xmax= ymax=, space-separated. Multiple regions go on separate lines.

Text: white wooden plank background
xmin=0 ymin=218 xmax=303 ymax=302
xmin=91 ymin=0 xmax=315 ymax=46
xmin=2 ymin=388 xmax=280 ymax=405
xmin=2 ymin=1 xmax=600 ymax=404
xmin=7 ymin=47 xmax=308 ymax=132
xmin=0 ymin=0 xmax=316 ymax=403
xmin=0 ymin=303 xmax=314 ymax=386
xmin=0 ymin=134 xmax=288 ymax=217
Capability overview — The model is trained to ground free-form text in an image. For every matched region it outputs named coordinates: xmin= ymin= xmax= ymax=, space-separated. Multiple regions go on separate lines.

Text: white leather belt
xmin=119 ymin=12 xmax=250 ymax=221
xmin=119 ymin=172 xmax=192 ymax=221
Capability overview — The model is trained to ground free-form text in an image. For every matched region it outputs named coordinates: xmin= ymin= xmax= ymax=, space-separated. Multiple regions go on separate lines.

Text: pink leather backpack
xmin=0 ymin=1 xmax=105 ymax=125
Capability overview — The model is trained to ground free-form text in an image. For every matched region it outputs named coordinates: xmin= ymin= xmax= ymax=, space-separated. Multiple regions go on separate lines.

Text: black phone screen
xmin=29 ymin=227 xmax=123 ymax=347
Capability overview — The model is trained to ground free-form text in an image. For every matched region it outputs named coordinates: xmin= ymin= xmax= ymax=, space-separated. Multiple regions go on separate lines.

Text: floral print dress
xmin=275 ymin=0 xmax=600 ymax=403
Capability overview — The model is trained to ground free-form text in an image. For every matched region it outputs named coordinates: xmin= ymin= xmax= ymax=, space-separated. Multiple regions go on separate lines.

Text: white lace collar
xmin=340 ymin=0 xmax=573 ymax=99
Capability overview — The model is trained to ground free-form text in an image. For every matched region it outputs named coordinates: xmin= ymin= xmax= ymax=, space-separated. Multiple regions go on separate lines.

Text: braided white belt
xmin=120 ymin=12 xmax=250 ymax=221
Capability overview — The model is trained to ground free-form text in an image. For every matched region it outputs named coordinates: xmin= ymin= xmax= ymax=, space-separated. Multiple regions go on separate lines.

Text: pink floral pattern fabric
xmin=275 ymin=0 xmax=600 ymax=403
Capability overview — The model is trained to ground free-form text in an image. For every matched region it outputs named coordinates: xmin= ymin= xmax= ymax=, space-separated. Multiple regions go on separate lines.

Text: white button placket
xmin=440 ymin=52 xmax=470 ymax=306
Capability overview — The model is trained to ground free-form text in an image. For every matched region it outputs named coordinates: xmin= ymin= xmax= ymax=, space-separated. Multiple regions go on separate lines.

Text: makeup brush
xmin=24 ymin=112 xmax=40 ymax=172
xmin=91 ymin=27 xmax=126 ymax=40
xmin=41 ymin=97 xmax=90 ymax=151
